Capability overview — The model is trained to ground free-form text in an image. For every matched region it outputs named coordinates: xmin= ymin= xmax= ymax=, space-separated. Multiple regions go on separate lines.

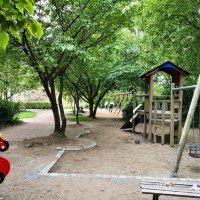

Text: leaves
xmin=0 ymin=32 xmax=9 ymax=50
xmin=16 ymin=2 xmax=24 ymax=14
xmin=23 ymin=1 xmax=34 ymax=15
xmin=0 ymin=0 xmax=43 ymax=49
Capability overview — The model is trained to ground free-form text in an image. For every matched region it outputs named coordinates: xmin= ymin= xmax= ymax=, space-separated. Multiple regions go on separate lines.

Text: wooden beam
xmin=148 ymin=75 xmax=153 ymax=141
xmin=153 ymin=100 xmax=158 ymax=143
xmin=170 ymin=83 xmax=175 ymax=147
xmin=178 ymin=75 xmax=183 ymax=141
xmin=132 ymin=92 xmax=136 ymax=133
xmin=161 ymin=100 xmax=166 ymax=145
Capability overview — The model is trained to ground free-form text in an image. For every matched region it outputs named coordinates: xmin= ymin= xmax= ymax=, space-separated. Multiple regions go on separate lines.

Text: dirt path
xmin=0 ymin=109 xmax=199 ymax=200
xmin=2 ymin=109 xmax=54 ymax=142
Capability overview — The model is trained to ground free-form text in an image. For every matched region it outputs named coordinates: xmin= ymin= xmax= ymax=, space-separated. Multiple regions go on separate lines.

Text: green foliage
xmin=182 ymin=90 xmax=200 ymax=128
xmin=18 ymin=110 xmax=36 ymax=119
xmin=122 ymin=102 xmax=133 ymax=120
xmin=0 ymin=49 xmax=40 ymax=99
xmin=0 ymin=100 xmax=20 ymax=126
xmin=0 ymin=0 xmax=43 ymax=49
xmin=23 ymin=102 xmax=51 ymax=109
xmin=27 ymin=20 xmax=43 ymax=39
xmin=134 ymin=0 xmax=200 ymax=77
xmin=0 ymin=32 xmax=9 ymax=50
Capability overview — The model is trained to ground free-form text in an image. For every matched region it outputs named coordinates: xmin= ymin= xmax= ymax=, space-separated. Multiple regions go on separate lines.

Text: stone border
xmin=38 ymin=150 xmax=159 ymax=183
xmin=39 ymin=150 xmax=65 ymax=176
xmin=39 ymin=129 xmax=96 ymax=176
xmin=38 ymin=150 xmax=147 ymax=181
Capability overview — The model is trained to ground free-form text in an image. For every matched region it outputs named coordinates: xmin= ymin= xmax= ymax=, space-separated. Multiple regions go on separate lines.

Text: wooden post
xmin=161 ymin=100 xmax=166 ymax=145
xmin=170 ymin=83 xmax=175 ymax=147
xmin=170 ymin=75 xmax=200 ymax=177
xmin=178 ymin=75 xmax=183 ymax=141
xmin=148 ymin=75 xmax=153 ymax=141
xmin=153 ymin=100 xmax=158 ymax=143
xmin=132 ymin=92 xmax=137 ymax=133
xmin=143 ymin=112 xmax=147 ymax=138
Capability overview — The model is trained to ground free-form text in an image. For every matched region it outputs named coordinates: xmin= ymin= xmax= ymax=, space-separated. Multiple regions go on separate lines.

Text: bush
xmin=23 ymin=102 xmax=51 ymax=109
xmin=0 ymin=100 xmax=20 ymax=126
xmin=122 ymin=102 xmax=133 ymax=121
xmin=182 ymin=90 xmax=200 ymax=128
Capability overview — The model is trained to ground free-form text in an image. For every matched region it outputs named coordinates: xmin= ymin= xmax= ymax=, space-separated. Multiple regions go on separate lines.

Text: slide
xmin=121 ymin=113 xmax=140 ymax=129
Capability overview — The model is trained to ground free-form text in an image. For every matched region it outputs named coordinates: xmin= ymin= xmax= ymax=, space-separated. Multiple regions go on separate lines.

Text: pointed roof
xmin=140 ymin=61 xmax=190 ymax=79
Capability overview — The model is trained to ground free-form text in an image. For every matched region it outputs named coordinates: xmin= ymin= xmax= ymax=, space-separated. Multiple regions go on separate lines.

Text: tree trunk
xmin=58 ymin=76 xmax=67 ymax=134
xmin=42 ymin=79 xmax=66 ymax=137
xmin=75 ymin=95 xmax=80 ymax=124
xmin=88 ymin=100 xmax=95 ymax=118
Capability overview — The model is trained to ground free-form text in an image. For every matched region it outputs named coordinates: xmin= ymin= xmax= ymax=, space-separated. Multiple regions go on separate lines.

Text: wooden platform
xmin=139 ymin=110 xmax=178 ymax=119
xmin=156 ymin=119 xmax=179 ymax=126
xmin=141 ymin=177 xmax=200 ymax=199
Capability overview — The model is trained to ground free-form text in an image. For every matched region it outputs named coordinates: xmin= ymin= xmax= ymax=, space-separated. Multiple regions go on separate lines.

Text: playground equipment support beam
xmin=173 ymin=85 xmax=196 ymax=91
xmin=170 ymin=83 xmax=175 ymax=147
xmin=170 ymin=75 xmax=200 ymax=177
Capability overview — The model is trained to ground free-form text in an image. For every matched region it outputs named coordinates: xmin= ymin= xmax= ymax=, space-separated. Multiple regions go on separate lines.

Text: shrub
xmin=122 ymin=102 xmax=133 ymax=120
xmin=0 ymin=100 xmax=20 ymax=126
xmin=182 ymin=90 xmax=200 ymax=128
xmin=23 ymin=102 xmax=51 ymax=109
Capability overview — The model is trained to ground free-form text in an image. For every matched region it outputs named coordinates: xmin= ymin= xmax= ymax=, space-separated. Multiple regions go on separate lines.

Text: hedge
xmin=22 ymin=102 xmax=51 ymax=109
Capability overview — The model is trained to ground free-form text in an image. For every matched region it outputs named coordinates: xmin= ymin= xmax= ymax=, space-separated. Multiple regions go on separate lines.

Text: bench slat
xmin=142 ymin=189 xmax=200 ymax=198
xmin=141 ymin=177 xmax=200 ymax=198
xmin=141 ymin=185 xmax=200 ymax=194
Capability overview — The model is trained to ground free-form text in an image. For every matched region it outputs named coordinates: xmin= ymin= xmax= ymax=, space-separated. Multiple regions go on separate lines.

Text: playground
xmin=0 ymin=108 xmax=199 ymax=200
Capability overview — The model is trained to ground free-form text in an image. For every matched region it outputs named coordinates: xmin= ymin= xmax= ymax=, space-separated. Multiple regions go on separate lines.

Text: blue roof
xmin=159 ymin=63 xmax=177 ymax=70
xmin=140 ymin=61 xmax=190 ymax=78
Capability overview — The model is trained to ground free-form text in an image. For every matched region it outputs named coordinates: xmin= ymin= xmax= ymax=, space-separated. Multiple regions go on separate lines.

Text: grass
xmin=67 ymin=116 xmax=92 ymax=122
xmin=18 ymin=111 xmax=36 ymax=119
xmin=66 ymin=112 xmax=84 ymax=116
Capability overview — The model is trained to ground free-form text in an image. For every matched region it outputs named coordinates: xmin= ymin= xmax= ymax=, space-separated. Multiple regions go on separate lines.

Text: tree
xmin=65 ymin=28 xmax=145 ymax=118
xmin=0 ymin=48 xmax=40 ymax=99
xmin=9 ymin=0 xmax=132 ymax=136
xmin=65 ymin=55 xmax=116 ymax=118
xmin=134 ymin=0 xmax=200 ymax=76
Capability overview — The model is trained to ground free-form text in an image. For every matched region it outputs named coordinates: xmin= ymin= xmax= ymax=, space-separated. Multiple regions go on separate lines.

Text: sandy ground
xmin=0 ymin=109 xmax=200 ymax=200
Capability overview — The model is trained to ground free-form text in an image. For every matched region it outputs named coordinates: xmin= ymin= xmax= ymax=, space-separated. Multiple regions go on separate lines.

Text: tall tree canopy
xmin=9 ymin=0 xmax=132 ymax=136
xmin=65 ymin=28 xmax=145 ymax=118
xmin=134 ymin=0 xmax=200 ymax=77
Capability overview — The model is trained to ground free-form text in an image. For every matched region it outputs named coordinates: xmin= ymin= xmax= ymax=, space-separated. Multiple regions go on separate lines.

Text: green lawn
xmin=66 ymin=112 xmax=84 ymax=116
xmin=67 ymin=116 xmax=92 ymax=122
xmin=18 ymin=111 xmax=36 ymax=119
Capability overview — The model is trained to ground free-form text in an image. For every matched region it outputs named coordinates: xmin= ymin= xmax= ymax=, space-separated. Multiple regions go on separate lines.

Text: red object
xmin=0 ymin=156 xmax=10 ymax=177
xmin=0 ymin=138 xmax=9 ymax=152
xmin=0 ymin=137 xmax=5 ymax=149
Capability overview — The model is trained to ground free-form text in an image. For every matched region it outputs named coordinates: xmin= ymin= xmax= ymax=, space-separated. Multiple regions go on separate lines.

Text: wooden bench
xmin=140 ymin=177 xmax=200 ymax=200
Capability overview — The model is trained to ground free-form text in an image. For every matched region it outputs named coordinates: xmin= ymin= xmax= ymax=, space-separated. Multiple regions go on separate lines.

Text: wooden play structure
xmin=140 ymin=75 xmax=200 ymax=200
xmin=122 ymin=61 xmax=192 ymax=146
